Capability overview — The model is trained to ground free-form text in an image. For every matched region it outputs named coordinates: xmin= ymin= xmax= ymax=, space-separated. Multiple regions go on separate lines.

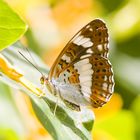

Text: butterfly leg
xmin=53 ymin=97 xmax=59 ymax=115
xmin=37 ymin=84 xmax=46 ymax=98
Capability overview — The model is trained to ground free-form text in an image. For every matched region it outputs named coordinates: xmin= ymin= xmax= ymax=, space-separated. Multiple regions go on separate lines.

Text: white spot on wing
xmin=89 ymin=28 xmax=93 ymax=31
xmin=77 ymin=77 xmax=92 ymax=95
xmin=112 ymin=76 xmax=114 ymax=83
xmin=73 ymin=58 xmax=93 ymax=96
xmin=80 ymin=70 xmax=93 ymax=76
xmin=108 ymin=84 xmax=114 ymax=93
xmin=86 ymin=48 xmax=93 ymax=53
xmin=81 ymin=81 xmax=92 ymax=87
xmin=80 ymin=54 xmax=91 ymax=59
xmin=73 ymin=36 xmax=91 ymax=46
xmin=108 ymin=60 xmax=112 ymax=66
xmin=79 ymin=76 xmax=91 ymax=82
xmin=74 ymin=59 xmax=89 ymax=66
xmin=86 ymin=25 xmax=90 ymax=29
xmin=73 ymin=35 xmax=83 ymax=44
xmin=61 ymin=54 xmax=71 ymax=63
xmin=74 ymin=62 xmax=93 ymax=73
xmin=104 ymin=75 xmax=107 ymax=81
xmin=109 ymin=76 xmax=113 ymax=82
xmin=82 ymin=41 xmax=93 ymax=48
xmin=102 ymin=82 xmax=108 ymax=90
xmin=78 ymin=38 xmax=90 ymax=45
xmin=97 ymin=44 xmax=103 ymax=51
xmin=80 ymin=64 xmax=92 ymax=71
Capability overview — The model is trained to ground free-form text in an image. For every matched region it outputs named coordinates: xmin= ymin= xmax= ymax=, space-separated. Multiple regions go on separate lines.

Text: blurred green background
xmin=0 ymin=0 xmax=140 ymax=139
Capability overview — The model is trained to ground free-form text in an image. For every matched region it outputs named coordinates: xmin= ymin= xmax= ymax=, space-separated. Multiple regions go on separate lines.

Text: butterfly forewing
xmin=48 ymin=19 xmax=114 ymax=110
xmin=49 ymin=19 xmax=109 ymax=79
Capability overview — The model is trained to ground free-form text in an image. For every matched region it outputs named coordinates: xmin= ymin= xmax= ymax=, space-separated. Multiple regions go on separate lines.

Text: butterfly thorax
xmin=40 ymin=76 xmax=55 ymax=95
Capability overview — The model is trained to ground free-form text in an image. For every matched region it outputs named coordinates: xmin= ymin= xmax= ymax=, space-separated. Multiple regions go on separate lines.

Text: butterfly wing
xmin=48 ymin=19 xmax=114 ymax=109
xmin=49 ymin=19 xmax=109 ymax=79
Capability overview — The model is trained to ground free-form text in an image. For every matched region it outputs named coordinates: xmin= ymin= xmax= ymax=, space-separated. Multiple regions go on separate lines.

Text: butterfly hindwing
xmin=57 ymin=55 xmax=114 ymax=108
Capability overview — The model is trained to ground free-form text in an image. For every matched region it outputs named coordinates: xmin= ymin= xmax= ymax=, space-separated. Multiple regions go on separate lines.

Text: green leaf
xmin=25 ymin=29 xmax=41 ymax=55
xmin=0 ymin=0 xmax=28 ymax=50
xmin=98 ymin=0 xmax=127 ymax=14
xmin=131 ymin=96 xmax=140 ymax=140
xmin=0 ymin=42 xmax=94 ymax=140
xmin=0 ymin=128 xmax=20 ymax=140
xmin=117 ymin=33 xmax=140 ymax=58
xmin=94 ymin=110 xmax=135 ymax=140
xmin=111 ymin=48 xmax=140 ymax=108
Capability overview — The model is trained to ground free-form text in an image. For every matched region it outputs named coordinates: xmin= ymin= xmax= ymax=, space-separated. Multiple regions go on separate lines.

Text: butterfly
xmin=41 ymin=19 xmax=114 ymax=111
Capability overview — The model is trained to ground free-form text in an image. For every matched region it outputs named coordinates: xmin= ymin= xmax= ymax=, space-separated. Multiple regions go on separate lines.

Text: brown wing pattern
xmin=54 ymin=55 xmax=114 ymax=108
xmin=89 ymin=55 xmax=114 ymax=107
xmin=48 ymin=19 xmax=114 ymax=108
xmin=49 ymin=19 xmax=109 ymax=79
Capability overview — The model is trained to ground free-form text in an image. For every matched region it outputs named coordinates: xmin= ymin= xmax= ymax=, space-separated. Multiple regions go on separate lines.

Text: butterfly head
xmin=40 ymin=76 xmax=53 ymax=93
xmin=40 ymin=76 xmax=49 ymax=85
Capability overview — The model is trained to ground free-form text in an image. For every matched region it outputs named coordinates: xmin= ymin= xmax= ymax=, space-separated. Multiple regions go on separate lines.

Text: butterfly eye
xmin=40 ymin=76 xmax=45 ymax=85
xmin=40 ymin=76 xmax=49 ymax=85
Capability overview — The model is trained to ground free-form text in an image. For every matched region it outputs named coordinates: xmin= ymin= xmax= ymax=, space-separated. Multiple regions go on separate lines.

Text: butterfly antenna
xmin=25 ymin=48 xmax=41 ymax=72
xmin=18 ymin=51 xmax=44 ymax=77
